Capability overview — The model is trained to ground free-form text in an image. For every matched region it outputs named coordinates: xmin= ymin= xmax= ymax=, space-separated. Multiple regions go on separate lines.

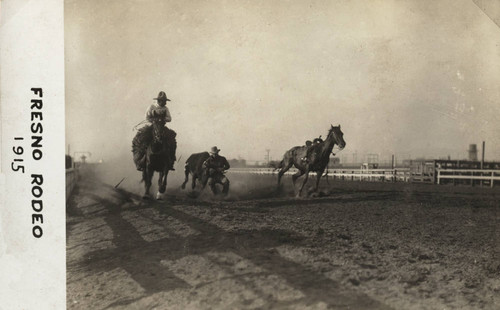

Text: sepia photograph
xmin=63 ymin=0 xmax=500 ymax=309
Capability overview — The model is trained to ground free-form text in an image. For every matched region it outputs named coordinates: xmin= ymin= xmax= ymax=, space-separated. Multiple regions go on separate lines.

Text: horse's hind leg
xmin=291 ymin=169 xmax=307 ymax=197
xmin=297 ymin=170 xmax=309 ymax=197
xmin=277 ymin=161 xmax=293 ymax=187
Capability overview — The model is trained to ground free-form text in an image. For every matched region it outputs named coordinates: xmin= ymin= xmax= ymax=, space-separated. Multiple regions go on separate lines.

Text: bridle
xmin=328 ymin=127 xmax=345 ymax=156
xmin=152 ymin=118 xmax=165 ymax=144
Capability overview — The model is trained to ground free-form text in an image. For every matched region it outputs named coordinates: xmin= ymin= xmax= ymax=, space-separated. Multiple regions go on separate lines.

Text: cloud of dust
xmin=90 ymin=156 xmax=297 ymax=201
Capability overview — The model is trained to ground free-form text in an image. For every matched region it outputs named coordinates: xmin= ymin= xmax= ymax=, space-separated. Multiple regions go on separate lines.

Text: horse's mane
xmin=319 ymin=126 xmax=340 ymax=158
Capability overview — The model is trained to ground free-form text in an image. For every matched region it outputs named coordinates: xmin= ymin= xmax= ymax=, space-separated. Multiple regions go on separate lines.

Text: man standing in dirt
xmin=203 ymin=146 xmax=230 ymax=195
xmin=132 ymin=91 xmax=177 ymax=171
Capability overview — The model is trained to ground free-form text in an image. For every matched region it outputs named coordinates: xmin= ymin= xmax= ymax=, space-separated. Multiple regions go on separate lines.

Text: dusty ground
xmin=67 ymin=166 xmax=500 ymax=309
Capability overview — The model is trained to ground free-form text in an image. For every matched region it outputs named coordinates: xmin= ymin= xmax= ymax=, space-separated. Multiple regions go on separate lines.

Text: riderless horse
xmin=276 ymin=125 xmax=346 ymax=197
xmin=181 ymin=152 xmax=230 ymax=196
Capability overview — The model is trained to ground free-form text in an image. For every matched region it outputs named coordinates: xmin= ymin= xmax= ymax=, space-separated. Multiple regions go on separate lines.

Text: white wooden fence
xmin=328 ymin=168 xmax=411 ymax=182
xmin=229 ymin=167 xmax=411 ymax=182
xmin=436 ymin=169 xmax=500 ymax=188
xmin=229 ymin=167 xmax=500 ymax=187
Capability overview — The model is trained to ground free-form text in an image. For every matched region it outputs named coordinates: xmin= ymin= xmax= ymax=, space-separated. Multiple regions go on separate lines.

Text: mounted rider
xmin=132 ymin=91 xmax=177 ymax=171
xmin=145 ymin=91 xmax=172 ymax=124
xmin=202 ymin=146 xmax=230 ymax=194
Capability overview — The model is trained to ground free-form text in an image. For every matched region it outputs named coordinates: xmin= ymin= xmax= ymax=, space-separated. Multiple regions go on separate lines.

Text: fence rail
xmin=229 ymin=167 xmax=411 ymax=182
xmin=328 ymin=168 xmax=411 ymax=182
xmin=437 ymin=169 xmax=500 ymax=187
xmin=228 ymin=167 xmax=500 ymax=187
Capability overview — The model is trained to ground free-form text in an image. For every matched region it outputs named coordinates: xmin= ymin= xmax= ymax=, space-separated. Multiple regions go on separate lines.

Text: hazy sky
xmin=65 ymin=0 xmax=500 ymax=163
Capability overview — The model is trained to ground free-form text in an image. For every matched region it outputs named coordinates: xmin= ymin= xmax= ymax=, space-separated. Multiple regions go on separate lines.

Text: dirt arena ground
xmin=67 ymin=165 xmax=500 ymax=309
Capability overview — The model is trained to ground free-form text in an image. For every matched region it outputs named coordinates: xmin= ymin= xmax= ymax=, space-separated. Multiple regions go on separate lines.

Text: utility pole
xmin=481 ymin=141 xmax=485 ymax=169
xmin=265 ymin=149 xmax=270 ymax=164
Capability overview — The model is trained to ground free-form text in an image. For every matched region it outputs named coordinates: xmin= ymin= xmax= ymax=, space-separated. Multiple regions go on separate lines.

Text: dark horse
xmin=181 ymin=152 xmax=210 ymax=191
xmin=181 ymin=152 xmax=230 ymax=196
xmin=142 ymin=118 xmax=173 ymax=200
xmin=276 ymin=124 xmax=346 ymax=197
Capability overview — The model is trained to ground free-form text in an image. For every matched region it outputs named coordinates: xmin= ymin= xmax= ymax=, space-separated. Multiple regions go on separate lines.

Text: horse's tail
xmin=269 ymin=159 xmax=284 ymax=170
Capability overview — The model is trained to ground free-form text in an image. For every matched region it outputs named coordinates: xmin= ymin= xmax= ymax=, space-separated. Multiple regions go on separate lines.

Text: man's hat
xmin=154 ymin=91 xmax=171 ymax=101
xmin=210 ymin=146 xmax=220 ymax=154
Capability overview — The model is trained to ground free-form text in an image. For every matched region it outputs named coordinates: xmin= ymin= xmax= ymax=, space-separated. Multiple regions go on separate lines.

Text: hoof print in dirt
xmin=337 ymin=233 xmax=352 ymax=241
xmin=401 ymin=271 xmax=427 ymax=287
xmin=349 ymin=278 xmax=361 ymax=286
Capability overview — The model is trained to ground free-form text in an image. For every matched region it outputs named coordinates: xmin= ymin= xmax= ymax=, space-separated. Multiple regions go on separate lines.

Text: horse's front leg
xmin=143 ymin=168 xmax=153 ymax=199
xmin=157 ymin=170 xmax=168 ymax=200
xmin=315 ymin=170 xmax=323 ymax=192
xmin=200 ymin=172 xmax=209 ymax=191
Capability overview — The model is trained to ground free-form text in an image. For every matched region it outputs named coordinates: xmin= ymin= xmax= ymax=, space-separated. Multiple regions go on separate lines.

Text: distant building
xmin=468 ymin=144 xmax=478 ymax=161
xmin=228 ymin=158 xmax=247 ymax=168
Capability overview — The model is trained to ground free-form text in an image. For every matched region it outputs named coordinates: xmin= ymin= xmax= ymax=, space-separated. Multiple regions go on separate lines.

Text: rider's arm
xmin=164 ymin=107 xmax=172 ymax=122
xmin=222 ymin=157 xmax=230 ymax=171
xmin=145 ymin=105 xmax=155 ymax=122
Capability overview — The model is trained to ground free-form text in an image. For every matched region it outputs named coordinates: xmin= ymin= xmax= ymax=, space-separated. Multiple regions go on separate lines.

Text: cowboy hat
xmin=210 ymin=146 xmax=220 ymax=154
xmin=154 ymin=91 xmax=171 ymax=101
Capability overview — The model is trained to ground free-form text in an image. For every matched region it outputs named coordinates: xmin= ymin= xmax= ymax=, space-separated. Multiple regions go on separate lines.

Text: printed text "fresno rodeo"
xmin=10 ymin=88 xmax=45 ymax=238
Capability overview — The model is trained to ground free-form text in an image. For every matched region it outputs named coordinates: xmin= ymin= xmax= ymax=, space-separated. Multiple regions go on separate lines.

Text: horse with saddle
xmin=132 ymin=91 xmax=177 ymax=200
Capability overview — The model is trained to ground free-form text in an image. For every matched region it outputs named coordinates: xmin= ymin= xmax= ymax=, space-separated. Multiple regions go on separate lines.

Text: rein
xmin=331 ymin=145 xmax=344 ymax=156
xmin=132 ymin=120 xmax=148 ymax=131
